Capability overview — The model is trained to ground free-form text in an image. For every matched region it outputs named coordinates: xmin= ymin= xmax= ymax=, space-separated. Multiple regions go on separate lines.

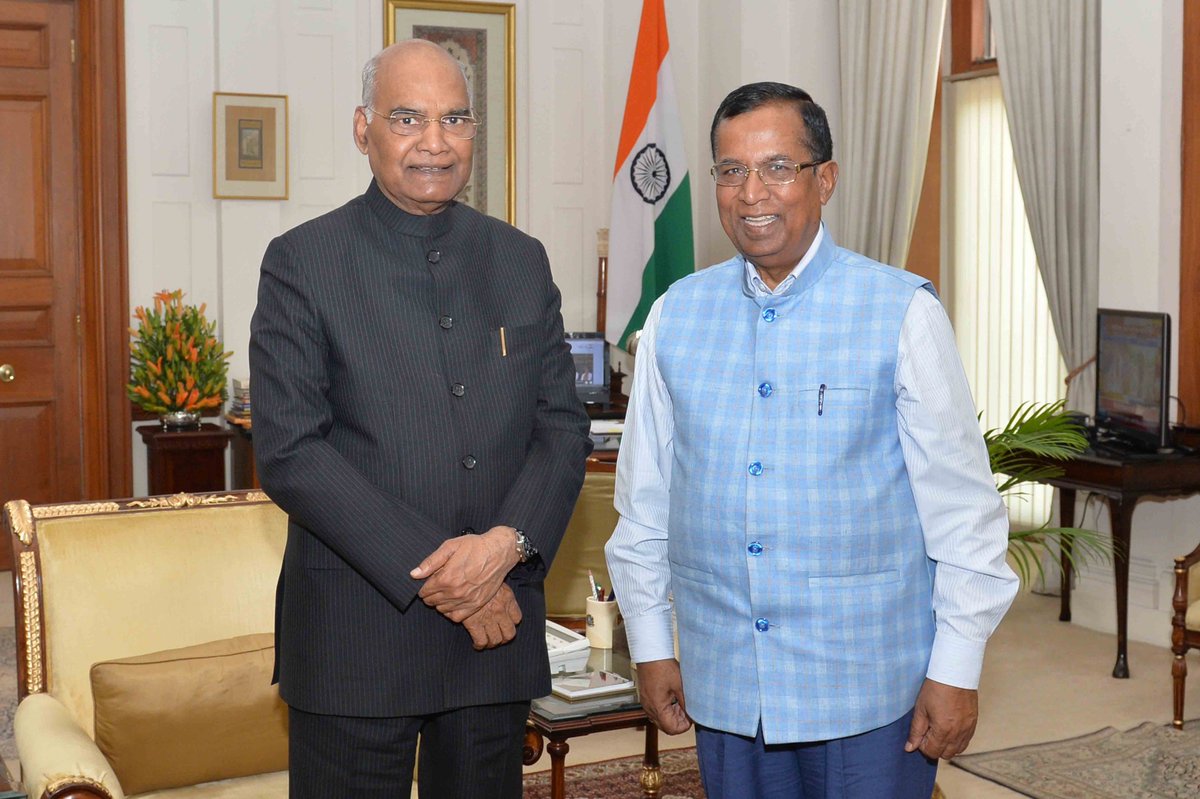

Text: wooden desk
xmin=586 ymin=450 xmax=617 ymax=472
xmin=1043 ymin=450 xmax=1200 ymax=677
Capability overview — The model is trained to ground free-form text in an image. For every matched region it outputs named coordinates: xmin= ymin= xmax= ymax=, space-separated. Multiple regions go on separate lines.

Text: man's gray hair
xmin=361 ymin=50 xmax=383 ymax=114
xmin=360 ymin=42 xmax=472 ymax=121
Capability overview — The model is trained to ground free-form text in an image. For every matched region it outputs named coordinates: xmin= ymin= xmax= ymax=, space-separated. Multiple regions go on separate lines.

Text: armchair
xmin=1172 ymin=539 xmax=1200 ymax=728
xmin=4 ymin=491 xmax=289 ymax=798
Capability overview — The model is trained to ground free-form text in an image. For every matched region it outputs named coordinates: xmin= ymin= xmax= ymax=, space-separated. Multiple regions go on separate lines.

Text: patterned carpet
xmin=523 ymin=747 xmax=703 ymax=798
xmin=951 ymin=721 xmax=1200 ymax=798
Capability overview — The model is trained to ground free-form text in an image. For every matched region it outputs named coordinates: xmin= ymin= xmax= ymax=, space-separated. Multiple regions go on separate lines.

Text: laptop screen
xmin=565 ymin=332 xmax=610 ymax=405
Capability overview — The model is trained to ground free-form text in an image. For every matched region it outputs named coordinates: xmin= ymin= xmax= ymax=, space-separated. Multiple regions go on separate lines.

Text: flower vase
xmin=160 ymin=410 xmax=201 ymax=431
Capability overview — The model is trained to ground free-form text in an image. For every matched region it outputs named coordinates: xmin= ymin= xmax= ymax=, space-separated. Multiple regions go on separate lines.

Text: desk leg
xmin=640 ymin=723 xmax=662 ymax=798
xmin=1058 ymin=488 xmax=1077 ymax=622
xmin=548 ymin=739 xmax=569 ymax=799
xmin=1110 ymin=498 xmax=1135 ymax=678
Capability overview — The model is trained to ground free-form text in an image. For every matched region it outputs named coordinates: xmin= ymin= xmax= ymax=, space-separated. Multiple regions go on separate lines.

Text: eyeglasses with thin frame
xmin=710 ymin=159 xmax=826 ymax=187
xmin=364 ymin=107 xmax=481 ymax=140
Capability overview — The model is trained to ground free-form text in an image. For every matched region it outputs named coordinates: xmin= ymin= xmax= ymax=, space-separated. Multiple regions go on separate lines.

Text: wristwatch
xmin=514 ymin=529 xmax=538 ymax=563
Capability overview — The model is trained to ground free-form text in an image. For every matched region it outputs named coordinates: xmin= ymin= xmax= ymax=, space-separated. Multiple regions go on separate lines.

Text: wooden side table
xmin=137 ymin=423 xmax=233 ymax=496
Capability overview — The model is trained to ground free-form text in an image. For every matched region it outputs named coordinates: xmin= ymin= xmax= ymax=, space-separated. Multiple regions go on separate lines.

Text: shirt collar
xmin=742 ymin=223 xmax=827 ymax=298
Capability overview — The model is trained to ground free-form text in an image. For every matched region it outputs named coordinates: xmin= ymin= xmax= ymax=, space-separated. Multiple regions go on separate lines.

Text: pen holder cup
xmin=585 ymin=597 xmax=619 ymax=649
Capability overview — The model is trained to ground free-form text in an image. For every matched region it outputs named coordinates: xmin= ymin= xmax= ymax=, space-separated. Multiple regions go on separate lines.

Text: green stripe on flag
xmin=619 ymin=173 xmax=695 ymax=349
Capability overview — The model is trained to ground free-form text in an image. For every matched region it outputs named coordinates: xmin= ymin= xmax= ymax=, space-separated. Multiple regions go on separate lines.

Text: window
xmin=944 ymin=75 xmax=1068 ymax=530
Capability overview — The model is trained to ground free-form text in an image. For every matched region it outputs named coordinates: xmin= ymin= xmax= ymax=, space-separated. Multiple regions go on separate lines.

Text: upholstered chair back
xmin=8 ymin=494 xmax=286 ymax=735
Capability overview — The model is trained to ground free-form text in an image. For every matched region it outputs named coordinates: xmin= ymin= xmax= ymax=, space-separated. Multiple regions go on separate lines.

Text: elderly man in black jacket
xmin=250 ymin=39 xmax=591 ymax=798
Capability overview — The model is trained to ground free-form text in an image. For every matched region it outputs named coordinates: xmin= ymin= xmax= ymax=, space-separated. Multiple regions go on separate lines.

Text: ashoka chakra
xmin=630 ymin=144 xmax=671 ymax=204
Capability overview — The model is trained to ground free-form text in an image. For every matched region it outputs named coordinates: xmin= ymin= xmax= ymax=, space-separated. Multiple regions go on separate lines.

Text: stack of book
xmin=228 ymin=377 xmax=252 ymax=426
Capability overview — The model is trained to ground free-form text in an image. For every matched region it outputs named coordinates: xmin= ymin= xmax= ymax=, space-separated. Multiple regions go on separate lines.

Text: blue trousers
xmin=695 ymin=710 xmax=938 ymax=799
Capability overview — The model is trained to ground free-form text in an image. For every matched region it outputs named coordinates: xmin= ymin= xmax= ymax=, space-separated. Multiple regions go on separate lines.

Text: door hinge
xmin=75 ymin=314 xmax=82 ymax=336
xmin=70 ymin=38 xmax=76 ymax=63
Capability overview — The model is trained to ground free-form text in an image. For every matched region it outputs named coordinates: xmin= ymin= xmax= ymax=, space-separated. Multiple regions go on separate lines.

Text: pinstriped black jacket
xmin=249 ymin=180 xmax=592 ymax=717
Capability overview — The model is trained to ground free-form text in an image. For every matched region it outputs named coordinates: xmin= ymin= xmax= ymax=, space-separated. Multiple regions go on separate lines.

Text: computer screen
xmin=1094 ymin=308 xmax=1171 ymax=451
xmin=565 ymin=332 xmax=610 ymax=405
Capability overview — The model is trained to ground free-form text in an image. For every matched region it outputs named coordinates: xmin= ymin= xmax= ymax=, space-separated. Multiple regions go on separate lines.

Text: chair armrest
xmin=14 ymin=693 xmax=124 ymax=799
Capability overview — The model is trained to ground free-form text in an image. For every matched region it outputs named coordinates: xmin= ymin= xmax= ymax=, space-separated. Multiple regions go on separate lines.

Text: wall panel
xmin=294 ymin=33 xmax=336 ymax=180
xmin=148 ymin=25 xmax=190 ymax=176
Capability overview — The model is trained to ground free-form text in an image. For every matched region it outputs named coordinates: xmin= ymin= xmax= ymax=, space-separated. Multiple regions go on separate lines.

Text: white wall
xmin=1066 ymin=0 xmax=1190 ymax=652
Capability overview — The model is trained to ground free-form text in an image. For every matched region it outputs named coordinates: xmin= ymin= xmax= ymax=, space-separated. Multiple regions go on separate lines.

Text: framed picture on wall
xmin=212 ymin=92 xmax=289 ymax=200
xmin=385 ymin=0 xmax=515 ymax=223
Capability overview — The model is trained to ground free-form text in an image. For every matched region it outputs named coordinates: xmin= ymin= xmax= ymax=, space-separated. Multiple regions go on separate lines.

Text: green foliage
xmin=127 ymin=289 xmax=232 ymax=415
xmin=984 ymin=400 xmax=1115 ymax=583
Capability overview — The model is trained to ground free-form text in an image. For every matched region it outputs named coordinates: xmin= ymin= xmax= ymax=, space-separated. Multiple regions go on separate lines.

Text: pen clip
xmin=818 ymin=383 xmax=826 ymax=416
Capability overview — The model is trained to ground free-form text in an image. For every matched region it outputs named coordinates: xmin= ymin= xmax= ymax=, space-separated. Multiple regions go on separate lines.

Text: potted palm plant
xmin=127 ymin=289 xmax=232 ymax=430
xmin=985 ymin=400 xmax=1113 ymax=582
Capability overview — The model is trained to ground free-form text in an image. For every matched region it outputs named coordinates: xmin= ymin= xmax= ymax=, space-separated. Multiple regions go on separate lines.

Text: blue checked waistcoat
xmin=655 ymin=233 xmax=937 ymax=743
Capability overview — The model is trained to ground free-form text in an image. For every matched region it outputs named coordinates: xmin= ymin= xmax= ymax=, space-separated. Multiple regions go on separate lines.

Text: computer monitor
xmin=1094 ymin=308 xmax=1171 ymax=451
xmin=565 ymin=332 xmax=610 ymax=405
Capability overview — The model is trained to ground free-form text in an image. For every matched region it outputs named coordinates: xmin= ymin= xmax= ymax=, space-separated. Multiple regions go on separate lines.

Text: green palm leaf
xmin=984 ymin=400 xmax=1115 ymax=583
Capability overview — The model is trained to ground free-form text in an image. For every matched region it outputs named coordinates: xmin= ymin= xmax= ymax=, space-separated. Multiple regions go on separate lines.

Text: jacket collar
xmin=364 ymin=178 xmax=459 ymax=238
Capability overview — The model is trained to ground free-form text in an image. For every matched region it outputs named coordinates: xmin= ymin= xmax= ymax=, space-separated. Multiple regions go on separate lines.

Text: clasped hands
xmin=410 ymin=526 xmax=523 ymax=650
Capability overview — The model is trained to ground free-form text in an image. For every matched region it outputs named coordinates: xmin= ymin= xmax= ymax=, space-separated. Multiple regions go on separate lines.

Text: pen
xmin=607 ymin=588 xmax=616 ymax=602
xmin=588 ymin=569 xmax=599 ymax=600
xmin=818 ymin=383 xmax=826 ymax=416
xmin=500 ymin=326 xmax=507 ymax=357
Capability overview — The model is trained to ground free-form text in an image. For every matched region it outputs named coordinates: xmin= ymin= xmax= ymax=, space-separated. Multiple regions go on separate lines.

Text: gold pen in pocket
xmin=500 ymin=326 xmax=507 ymax=357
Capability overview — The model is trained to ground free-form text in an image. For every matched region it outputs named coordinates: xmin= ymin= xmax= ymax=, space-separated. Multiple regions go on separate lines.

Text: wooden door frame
xmin=1181 ymin=1 xmax=1199 ymax=424
xmin=77 ymin=0 xmax=131 ymax=498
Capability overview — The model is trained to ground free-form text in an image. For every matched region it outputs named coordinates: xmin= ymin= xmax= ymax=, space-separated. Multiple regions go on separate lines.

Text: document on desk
xmin=589 ymin=420 xmax=623 ymax=450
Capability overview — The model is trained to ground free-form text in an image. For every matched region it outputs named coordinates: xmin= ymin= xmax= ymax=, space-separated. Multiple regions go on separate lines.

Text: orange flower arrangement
xmin=127 ymin=289 xmax=232 ymax=415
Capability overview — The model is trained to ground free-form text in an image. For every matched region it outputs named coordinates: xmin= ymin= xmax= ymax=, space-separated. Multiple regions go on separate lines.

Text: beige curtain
xmin=990 ymin=0 xmax=1100 ymax=414
xmin=836 ymin=0 xmax=946 ymax=268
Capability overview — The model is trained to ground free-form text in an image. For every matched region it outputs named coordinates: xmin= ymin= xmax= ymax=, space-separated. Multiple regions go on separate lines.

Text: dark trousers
xmin=695 ymin=709 xmax=938 ymax=799
xmin=288 ymin=701 xmax=530 ymax=799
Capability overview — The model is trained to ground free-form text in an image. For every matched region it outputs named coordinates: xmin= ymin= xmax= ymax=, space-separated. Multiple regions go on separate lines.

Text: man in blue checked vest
xmin=605 ymin=82 xmax=1019 ymax=798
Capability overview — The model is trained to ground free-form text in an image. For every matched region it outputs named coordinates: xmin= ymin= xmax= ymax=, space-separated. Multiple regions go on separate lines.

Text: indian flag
xmin=606 ymin=0 xmax=694 ymax=351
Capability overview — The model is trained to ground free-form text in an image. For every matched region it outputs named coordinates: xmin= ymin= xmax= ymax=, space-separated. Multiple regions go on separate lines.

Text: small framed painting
xmin=213 ymin=92 xmax=289 ymax=200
